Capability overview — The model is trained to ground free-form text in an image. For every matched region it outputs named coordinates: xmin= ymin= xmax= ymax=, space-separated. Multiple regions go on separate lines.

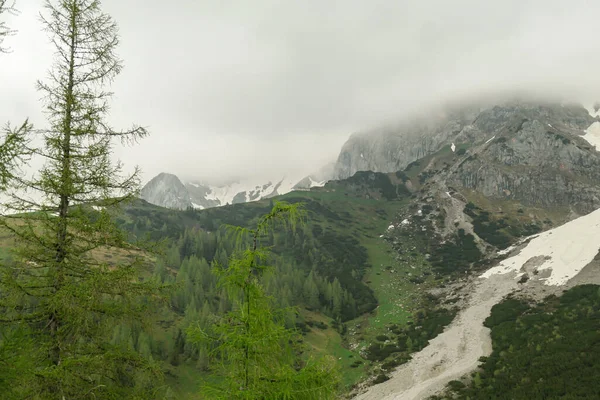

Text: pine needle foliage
xmin=0 ymin=1 xmax=168 ymax=398
xmin=0 ymin=120 xmax=31 ymax=191
xmin=188 ymin=201 xmax=340 ymax=399
xmin=0 ymin=0 xmax=17 ymax=53
xmin=0 ymin=0 xmax=31 ymax=189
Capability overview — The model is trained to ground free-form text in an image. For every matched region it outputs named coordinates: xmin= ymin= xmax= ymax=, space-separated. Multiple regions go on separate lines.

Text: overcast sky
xmin=2 ymin=0 xmax=600 ymax=184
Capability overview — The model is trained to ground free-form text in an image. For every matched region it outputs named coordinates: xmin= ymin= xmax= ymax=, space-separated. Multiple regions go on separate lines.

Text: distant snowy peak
xmin=196 ymin=174 xmax=326 ymax=205
xmin=140 ymin=173 xmax=192 ymax=210
xmin=293 ymin=176 xmax=326 ymax=190
xmin=141 ymin=169 xmax=332 ymax=211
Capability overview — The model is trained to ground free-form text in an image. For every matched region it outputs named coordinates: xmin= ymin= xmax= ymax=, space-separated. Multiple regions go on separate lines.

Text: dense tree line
xmin=186 ymin=202 xmax=340 ymax=399
xmin=121 ymin=195 xmax=380 ymax=317
xmin=172 ymin=226 xmax=358 ymax=317
xmin=121 ymin=200 xmax=376 ymax=321
xmin=122 ymin=225 xmax=360 ymax=372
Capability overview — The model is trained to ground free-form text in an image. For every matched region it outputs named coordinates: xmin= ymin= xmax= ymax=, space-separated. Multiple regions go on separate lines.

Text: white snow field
xmin=582 ymin=122 xmax=600 ymax=149
xmin=481 ymin=207 xmax=600 ymax=285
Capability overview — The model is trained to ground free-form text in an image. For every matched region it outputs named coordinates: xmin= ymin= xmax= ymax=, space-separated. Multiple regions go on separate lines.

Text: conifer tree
xmin=188 ymin=202 xmax=340 ymax=399
xmin=0 ymin=0 xmax=30 ymax=187
xmin=0 ymin=1 xmax=167 ymax=398
xmin=0 ymin=120 xmax=30 ymax=192
xmin=0 ymin=3 xmax=36 ymax=397
xmin=0 ymin=0 xmax=17 ymax=53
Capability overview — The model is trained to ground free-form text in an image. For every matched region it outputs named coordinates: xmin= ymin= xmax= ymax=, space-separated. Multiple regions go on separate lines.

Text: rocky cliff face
xmin=333 ymin=106 xmax=482 ymax=179
xmin=332 ymin=101 xmax=599 ymax=181
xmin=331 ymin=100 xmax=600 ymax=213
xmin=447 ymin=103 xmax=600 ymax=214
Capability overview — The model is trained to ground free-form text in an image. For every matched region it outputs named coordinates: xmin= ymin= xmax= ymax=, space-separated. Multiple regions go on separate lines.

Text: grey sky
xmin=2 ymin=0 xmax=600 ymax=184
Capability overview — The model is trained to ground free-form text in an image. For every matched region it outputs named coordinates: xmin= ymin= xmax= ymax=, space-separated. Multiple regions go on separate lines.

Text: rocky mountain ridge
xmin=140 ymin=172 xmax=327 ymax=210
xmin=139 ymin=173 xmax=190 ymax=210
xmin=142 ymin=99 xmax=600 ymax=212
xmin=332 ymin=100 xmax=600 ymax=180
xmin=440 ymin=102 xmax=600 ymax=214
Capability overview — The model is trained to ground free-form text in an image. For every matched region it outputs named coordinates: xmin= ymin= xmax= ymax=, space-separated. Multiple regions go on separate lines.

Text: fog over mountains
xmin=5 ymin=1 xmax=600 ymax=187
xmin=141 ymin=97 xmax=600 ymax=210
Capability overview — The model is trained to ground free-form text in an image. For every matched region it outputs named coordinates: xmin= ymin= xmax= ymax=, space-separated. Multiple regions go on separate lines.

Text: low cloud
xmin=2 ymin=0 xmax=600 ymax=183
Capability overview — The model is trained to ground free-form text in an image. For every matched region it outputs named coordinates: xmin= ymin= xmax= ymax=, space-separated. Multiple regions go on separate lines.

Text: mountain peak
xmin=333 ymin=100 xmax=597 ymax=180
xmin=140 ymin=172 xmax=191 ymax=210
xmin=142 ymin=99 xmax=600 ymax=213
xmin=141 ymin=172 xmax=328 ymax=210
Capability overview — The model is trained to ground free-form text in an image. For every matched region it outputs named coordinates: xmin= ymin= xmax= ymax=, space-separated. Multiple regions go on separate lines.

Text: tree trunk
xmin=50 ymin=1 xmax=77 ymax=367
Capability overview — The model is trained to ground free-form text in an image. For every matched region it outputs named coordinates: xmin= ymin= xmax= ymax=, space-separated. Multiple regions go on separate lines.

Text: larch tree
xmin=0 ymin=0 xmax=30 ymax=187
xmin=0 ymin=122 xmax=31 ymax=193
xmin=187 ymin=202 xmax=340 ymax=399
xmin=0 ymin=0 xmax=17 ymax=53
xmin=0 ymin=1 xmax=167 ymax=398
xmin=0 ymin=120 xmax=31 ymax=398
xmin=0 ymin=3 xmax=34 ymax=395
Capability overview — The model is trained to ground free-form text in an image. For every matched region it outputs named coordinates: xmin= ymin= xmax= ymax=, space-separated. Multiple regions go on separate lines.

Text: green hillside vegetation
xmin=1 ymin=129 xmax=569 ymax=398
xmin=0 ymin=146 xmax=472 ymax=397
xmin=4 ymin=1 xmax=599 ymax=399
xmin=114 ymin=175 xmax=426 ymax=392
xmin=1 ymin=140 xmax=589 ymax=398
xmin=110 ymin=169 xmax=471 ymax=394
xmin=185 ymin=202 xmax=340 ymax=399
xmin=464 ymin=201 xmax=543 ymax=249
xmin=40 ymin=144 xmax=558 ymax=396
xmin=434 ymin=284 xmax=600 ymax=400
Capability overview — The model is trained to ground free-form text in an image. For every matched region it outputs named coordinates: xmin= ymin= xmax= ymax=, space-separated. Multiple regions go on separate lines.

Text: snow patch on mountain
xmin=582 ymin=103 xmax=600 ymax=149
xmin=583 ymin=121 xmax=600 ymax=149
xmin=194 ymin=174 xmax=309 ymax=207
xmin=308 ymin=177 xmax=326 ymax=188
xmin=481 ymin=207 xmax=600 ymax=285
xmin=585 ymin=103 xmax=600 ymax=118
xmin=203 ymin=180 xmax=276 ymax=206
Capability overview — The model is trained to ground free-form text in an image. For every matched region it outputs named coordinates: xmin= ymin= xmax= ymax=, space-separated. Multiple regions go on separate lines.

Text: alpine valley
xmin=7 ymin=98 xmax=600 ymax=399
